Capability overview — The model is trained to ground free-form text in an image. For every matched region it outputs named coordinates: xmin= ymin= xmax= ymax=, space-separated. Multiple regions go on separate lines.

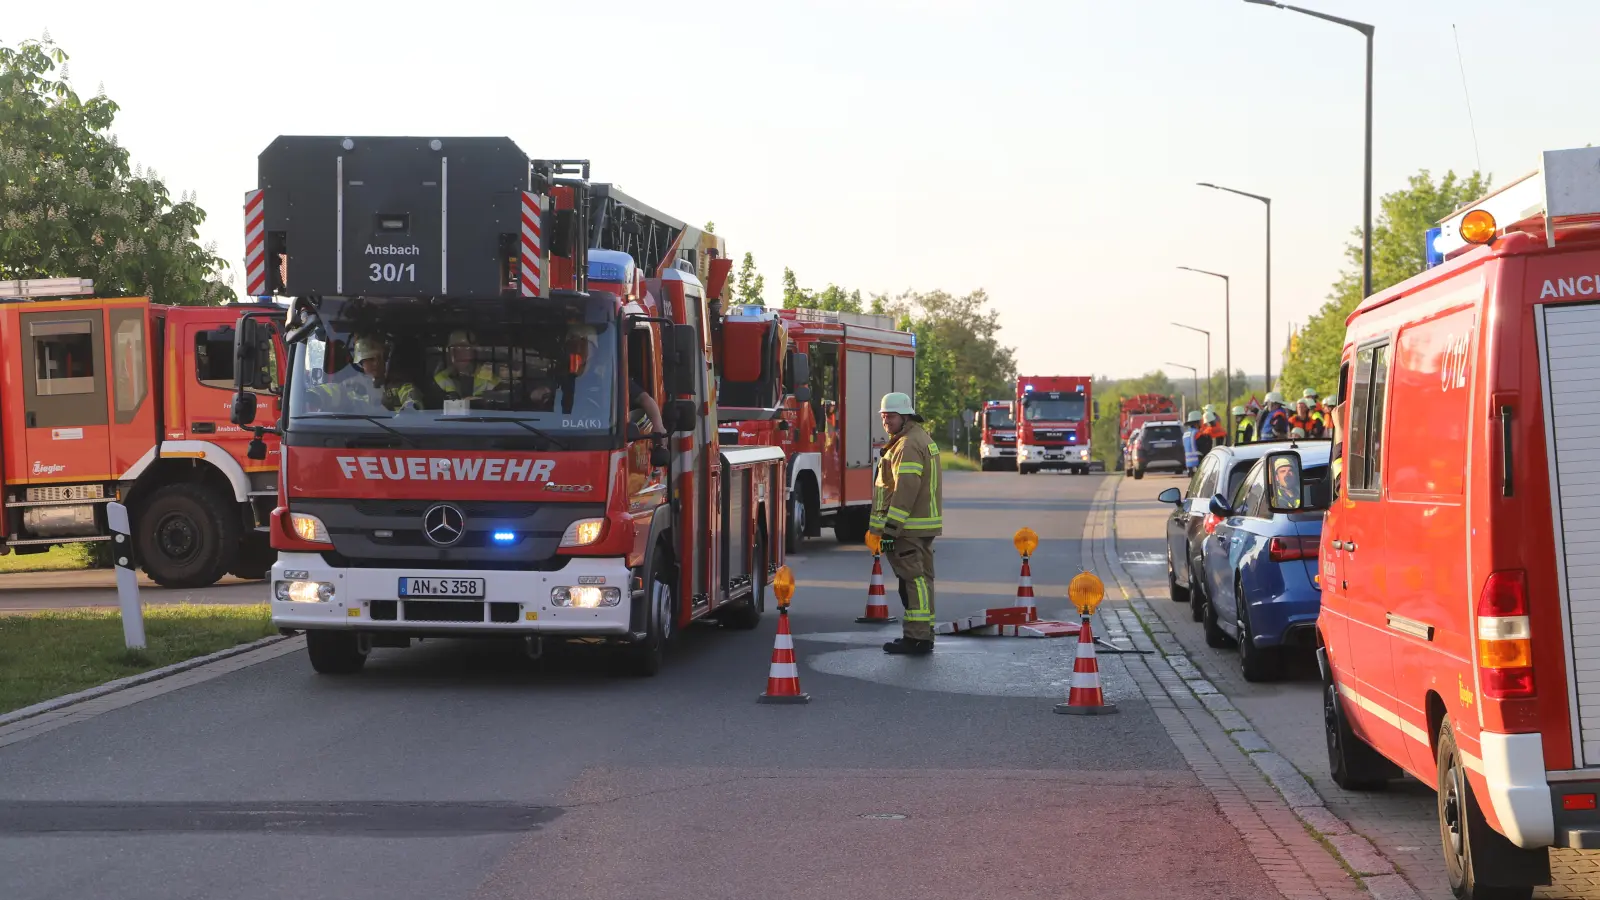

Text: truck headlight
xmin=559 ymin=518 xmax=605 ymax=548
xmin=276 ymin=580 xmax=335 ymax=602
xmin=551 ymin=586 xmax=623 ymax=607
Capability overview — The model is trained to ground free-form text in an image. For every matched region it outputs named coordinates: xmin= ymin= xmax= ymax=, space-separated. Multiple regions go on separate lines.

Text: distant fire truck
xmin=1015 ymin=375 xmax=1095 ymax=475
xmin=974 ymin=399 xmax=1016 ymax=471
xmin=0 ymin=277 xmax=282 ymax=586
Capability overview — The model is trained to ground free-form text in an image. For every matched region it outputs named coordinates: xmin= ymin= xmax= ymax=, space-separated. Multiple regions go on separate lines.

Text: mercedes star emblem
xmin=422 ymin=503 xmax=467 ymax=547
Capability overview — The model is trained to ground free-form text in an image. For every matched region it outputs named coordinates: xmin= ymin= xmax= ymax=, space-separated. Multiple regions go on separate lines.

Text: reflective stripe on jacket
xmin=870 ymin=422 xmax=943 ymax=539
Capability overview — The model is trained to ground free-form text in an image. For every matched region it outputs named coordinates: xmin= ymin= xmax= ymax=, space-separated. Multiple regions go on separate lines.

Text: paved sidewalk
xmin=1112 ymin=472 xmax=1600 ymax=899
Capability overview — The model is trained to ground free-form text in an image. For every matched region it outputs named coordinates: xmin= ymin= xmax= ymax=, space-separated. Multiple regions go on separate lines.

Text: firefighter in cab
xmin=870 ymin=392 xmax=943 ymax=656
xmin=434 ymin=330 xmax=507 ymax=400
xmin=316 ymin=334 xmax=420 ymax=412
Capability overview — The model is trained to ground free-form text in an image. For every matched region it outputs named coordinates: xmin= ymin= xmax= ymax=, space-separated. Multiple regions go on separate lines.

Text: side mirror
xmin=790 ymin=352 xmax=810 ymax=392
xmin=664 ymin=324 xmax=698 ymax=397
xmin=667 ymin=398 xmax=696 ymax=433
xmin=1157 ymin=487 xmax=1182 ymax=505
xmin=234 ymin=316 xmax=263 ymax=391
xmin=1266 ymin=450 xmax=1305 ymax=513
xmin=231 ymin=391 xmax=258 ymax=427
xmin=1208 ymin=494 xmax=1232 ymax=519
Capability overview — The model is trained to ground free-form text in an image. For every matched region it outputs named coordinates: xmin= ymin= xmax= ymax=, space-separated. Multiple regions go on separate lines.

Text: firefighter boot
xmin=883 ymin=637 xmax=934 ymax=655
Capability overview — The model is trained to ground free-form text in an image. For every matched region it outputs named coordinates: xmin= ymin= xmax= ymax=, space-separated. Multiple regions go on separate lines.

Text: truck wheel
xmin=979 ymin=459 xmax=992 ymax=472
xmin=723 ymin=534 xmax=766 ymax=631
xmin=1324 ymin=670 xmax=1396 ymax=791
xmin=834 ymin=508 xmax=869 ymax=544
xmin=785 ymin=495 xmax=804 ymax=556
xmin=624 ymin=546 xmax=676 ymax=676
xmin=306 ymin=631 xmax=368 ymax=675
xmin=1133 ymin=467 xmax=1145 ymax=480
xmin=227 ymin=533 xmax=276 ymax=581
xmin=136 ymin=483 xmax=240 ymax=589
xmin=1237 ymin=592 xmax=1283 ymax=682
xmin=1436 ymin=718 xmax=1547 ymax=899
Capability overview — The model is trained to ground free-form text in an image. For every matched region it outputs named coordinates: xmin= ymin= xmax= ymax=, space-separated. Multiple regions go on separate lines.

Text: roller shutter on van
xmin=1538 ymin=301 xmax=1600 ymax=765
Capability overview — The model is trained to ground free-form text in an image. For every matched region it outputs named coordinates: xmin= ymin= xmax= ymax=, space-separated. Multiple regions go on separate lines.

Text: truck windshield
xmin=286 ymin=296 xmax=619 ymax=438
xmin=1023 ymin=396 xmax=1086 ymax=422
xmin=985 ymin=408 xmax=1015 ymax=428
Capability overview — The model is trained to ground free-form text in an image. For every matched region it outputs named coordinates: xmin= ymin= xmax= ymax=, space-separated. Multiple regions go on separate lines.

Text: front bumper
xmin=1019 ymin=444 xmax=1091 ymax=467
xmin=980 ymin=443 xmax=1017 ymax=460
xmin=269 ymin=552 xmax=635 ymax=637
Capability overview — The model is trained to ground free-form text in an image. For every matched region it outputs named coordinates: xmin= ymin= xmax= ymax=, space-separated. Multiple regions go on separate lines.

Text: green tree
xmin=0 ymin=38 xmax=234 ymax=304
xmin=780 ymin=268 xmax=863 ymax=313
xmin=703 ymin=221 xmax=715 ymax=234
xmin=734 ymin=251 xmax=765 ymax=306
xmin=1279 ymin=169 xmax=1490 ymax=396
xmin=881 ymin=289 xmax=1016 ymax=447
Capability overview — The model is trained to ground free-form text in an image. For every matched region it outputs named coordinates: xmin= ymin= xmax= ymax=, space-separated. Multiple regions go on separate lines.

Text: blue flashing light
xmin=1024 ymin=384 xmax=1034 ymax=392
xmin=588 ymin=260 xmax=628 ymax=282
xmin=491 ymin=531 xmax=517 ymax=544
xmin=1424 ymin=226 xmax=1444 ymax=269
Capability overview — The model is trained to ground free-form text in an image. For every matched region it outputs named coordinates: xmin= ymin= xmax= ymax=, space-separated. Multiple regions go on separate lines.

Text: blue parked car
xmin=1200 ymin=441 xmax=1332 ymax=682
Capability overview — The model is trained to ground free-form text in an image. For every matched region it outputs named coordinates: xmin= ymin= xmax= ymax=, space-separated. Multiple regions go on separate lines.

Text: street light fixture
xmin=1171 ymin=322 xmax=1212 ymax=406
xmin=1243 ymin=0 xmax=1375 ymax=300
xmin=1165 ymin=362 xmax=1199 ymax=418
xmin=1196 ymin=183 xmax=1272 ymax=389
xmin=1177 ymin=266 xmax=1232 ymax=435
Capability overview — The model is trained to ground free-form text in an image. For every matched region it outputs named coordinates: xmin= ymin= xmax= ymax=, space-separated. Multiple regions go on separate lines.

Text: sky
xmin=9 ymin=1 xmax=1599 ymax=380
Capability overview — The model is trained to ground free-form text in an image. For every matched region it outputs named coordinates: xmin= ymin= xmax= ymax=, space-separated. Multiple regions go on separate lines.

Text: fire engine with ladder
xmin=230 ymin=135 xmax=783 ymax=676
xmin=0 ymin=277 xmax=283 ymax=586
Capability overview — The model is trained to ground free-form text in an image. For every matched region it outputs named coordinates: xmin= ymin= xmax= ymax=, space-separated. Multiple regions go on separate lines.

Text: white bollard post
xmin=106 ymin=502 xmax=145 ymax=650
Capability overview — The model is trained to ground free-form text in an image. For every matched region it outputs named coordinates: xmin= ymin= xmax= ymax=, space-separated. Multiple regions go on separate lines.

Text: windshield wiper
xmin=438 ymin=416 xmax=570 ymax=451
xmin=297 ymin=413 xmax=420 ymax=448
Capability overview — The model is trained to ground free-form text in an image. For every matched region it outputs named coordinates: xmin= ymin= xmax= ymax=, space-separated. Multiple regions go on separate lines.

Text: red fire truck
xmin=0 ymin=277 xmax=282 ymax=587
xmin=1317 ymin=147 xmax=1600 ymax=896
xmin=1117 ymin=393 xmax=1177 ymax=469
xmin=974 ymin=399 xmax=1016 ymax=471
xmin=230 ymin=136 xmax=783 ymax=677
xmin=1015 ymin=375 xmax=1095 ymax=475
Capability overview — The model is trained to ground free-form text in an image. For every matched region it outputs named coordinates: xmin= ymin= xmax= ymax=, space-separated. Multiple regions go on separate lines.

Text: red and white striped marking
xmin=519 ymin=191 xmax=544 ymax=298
xmin=933 ymin=610 xmax=1081 ymax=638
xmin=243 ymin=190 xmax=266 ymax=296
xmin=1016 ymin=555 xmax=1037 ymax=622
xmin=1055 ymin=617 xmax=1118 ymax=714
xmin=856 ymin=553 xmax=898 ymax=623
xmin=758 ymin=610 xmax=809 ymax=703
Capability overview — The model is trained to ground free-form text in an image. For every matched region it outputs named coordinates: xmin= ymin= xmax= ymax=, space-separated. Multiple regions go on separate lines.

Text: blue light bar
xmin=588 ymin=260 xmax=628 ymax=282
xmin=491 ymin=531 xmax=517 ymax=544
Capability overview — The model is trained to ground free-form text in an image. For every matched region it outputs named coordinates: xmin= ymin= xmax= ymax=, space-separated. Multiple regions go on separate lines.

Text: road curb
xmin=1104 ymin=475 xmax=1422 ymax=900
xmin=0 ymin=633 xmax=294 ymax=728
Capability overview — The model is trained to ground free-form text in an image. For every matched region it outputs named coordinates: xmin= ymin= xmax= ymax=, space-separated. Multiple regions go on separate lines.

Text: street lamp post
xmin=1172 ymin=322 xmax=1212 ymax=406
xmin=1178 ymin=267 xmax=1231 ymax=435
xmin=1165 ymin=362 xmax=1199 ymax=415
xmin=1244 ymin=0 xmax=1375 ymax=299
xmin=1196 ymin=184 xmax=1271 ymax=389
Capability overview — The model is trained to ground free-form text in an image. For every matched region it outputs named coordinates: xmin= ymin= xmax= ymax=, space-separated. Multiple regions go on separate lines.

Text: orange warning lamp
xmin=1013 ymin=527 xmax=1039 ymax=558
xmin=865 ymin=532 xmax=881 ymax=554
xmin=774 ymin=566 xmax=795 ymax=609
xmin=1069 ymin=571 xmax=1106 ymax=615
xmin=1460 ymin=209 xmax=1497 ymax=245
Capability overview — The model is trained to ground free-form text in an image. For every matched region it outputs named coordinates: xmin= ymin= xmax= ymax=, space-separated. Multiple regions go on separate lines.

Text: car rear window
xmin=1144 ymin=425 xmax=1181 ymax=441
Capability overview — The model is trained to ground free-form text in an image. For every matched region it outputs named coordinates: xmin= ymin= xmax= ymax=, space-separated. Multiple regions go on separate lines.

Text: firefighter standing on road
xmin=870 ymin=392 xmax=942 ymax=656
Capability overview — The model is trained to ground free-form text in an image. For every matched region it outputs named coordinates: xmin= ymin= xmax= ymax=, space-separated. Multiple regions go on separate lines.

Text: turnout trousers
xmin=886 ymin=536 xmax=936 ymax=641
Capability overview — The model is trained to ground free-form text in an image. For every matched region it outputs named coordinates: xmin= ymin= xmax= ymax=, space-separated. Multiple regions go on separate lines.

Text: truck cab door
xmin=185 ymin=318 xmax=280 ymax=468
xmin=20 ymin=307 xmax=112 ymax=485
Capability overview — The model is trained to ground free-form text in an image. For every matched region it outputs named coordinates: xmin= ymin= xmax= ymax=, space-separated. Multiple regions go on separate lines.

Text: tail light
xmin=1203 ymin=513 xmax=1221 ymax=535
xmin=1476 ymin=569 xmax=1535 ymax=700
xmin=1268 ymin=535 xmax=1318 ymax=562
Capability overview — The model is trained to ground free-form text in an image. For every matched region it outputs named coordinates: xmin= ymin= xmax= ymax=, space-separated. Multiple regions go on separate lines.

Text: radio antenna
xmin=1452 ymin=24 xmax=1484 ymax=173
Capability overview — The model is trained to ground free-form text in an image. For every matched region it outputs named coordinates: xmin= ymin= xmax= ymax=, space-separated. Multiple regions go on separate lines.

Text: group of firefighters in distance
xmin=1182 ymin=387 xmax=1334 ymax=466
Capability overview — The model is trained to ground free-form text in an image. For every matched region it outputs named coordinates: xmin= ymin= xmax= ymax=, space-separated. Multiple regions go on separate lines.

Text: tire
xmin=1134 ymin=467 xmax=1145 ymax=480
xmin=1237 ymin=589 xmax=1284 ymax=682
xmin=1324 ymin=668 xmax=1395 ymax=791
xmin=136 ymin=482 xmax=240 ymax=589
xmin=306 ymin=630 xmax=368 ymax=675
xmin=1437 ymin=718 xmax=1547 ymax=899
xmin=1203 ymin=594 xmax=1233 ymax=648
xmin=834 ymin=507 xmax=869 ymax=544
xmin=1167 ymin=552 xmax=1190 ymax=604
xmin=785 ymin=494 xmax=804 ymax=556
xmin=1188 ymin=560 xmax=1207 ymax=623
xmin=227 ymin=533 xmax=276 ymax=581
xmin=624 ymin=545 xmax=676 ymax=676
xmin=723 ymin=535 xmax=766 ymax=631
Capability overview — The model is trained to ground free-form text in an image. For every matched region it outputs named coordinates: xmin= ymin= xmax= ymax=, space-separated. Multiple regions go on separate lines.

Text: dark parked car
xmin=1199 ymin=443 xmax=1332 ymax=681
xmin=1159 ymin=441 xmax=1300 ymax=623
xmin=1127 ymin=421 xmax=1185 ymax=479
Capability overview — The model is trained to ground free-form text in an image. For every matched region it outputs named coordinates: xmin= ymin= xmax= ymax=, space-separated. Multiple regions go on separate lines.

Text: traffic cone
xmin=758 ymin=606 xmax=810 ymax=704
xmin=856 ymin=553 xmax=899 ymax=624
xmin=1016 ymin=554 xmax=1037 ymax=622
xmin=1054 ymin=615 xmax=1119 ymax=716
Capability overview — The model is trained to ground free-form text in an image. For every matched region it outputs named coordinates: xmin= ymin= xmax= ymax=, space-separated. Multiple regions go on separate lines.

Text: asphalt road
xmin=0 ymin=470 xmax=1285 ymax=900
